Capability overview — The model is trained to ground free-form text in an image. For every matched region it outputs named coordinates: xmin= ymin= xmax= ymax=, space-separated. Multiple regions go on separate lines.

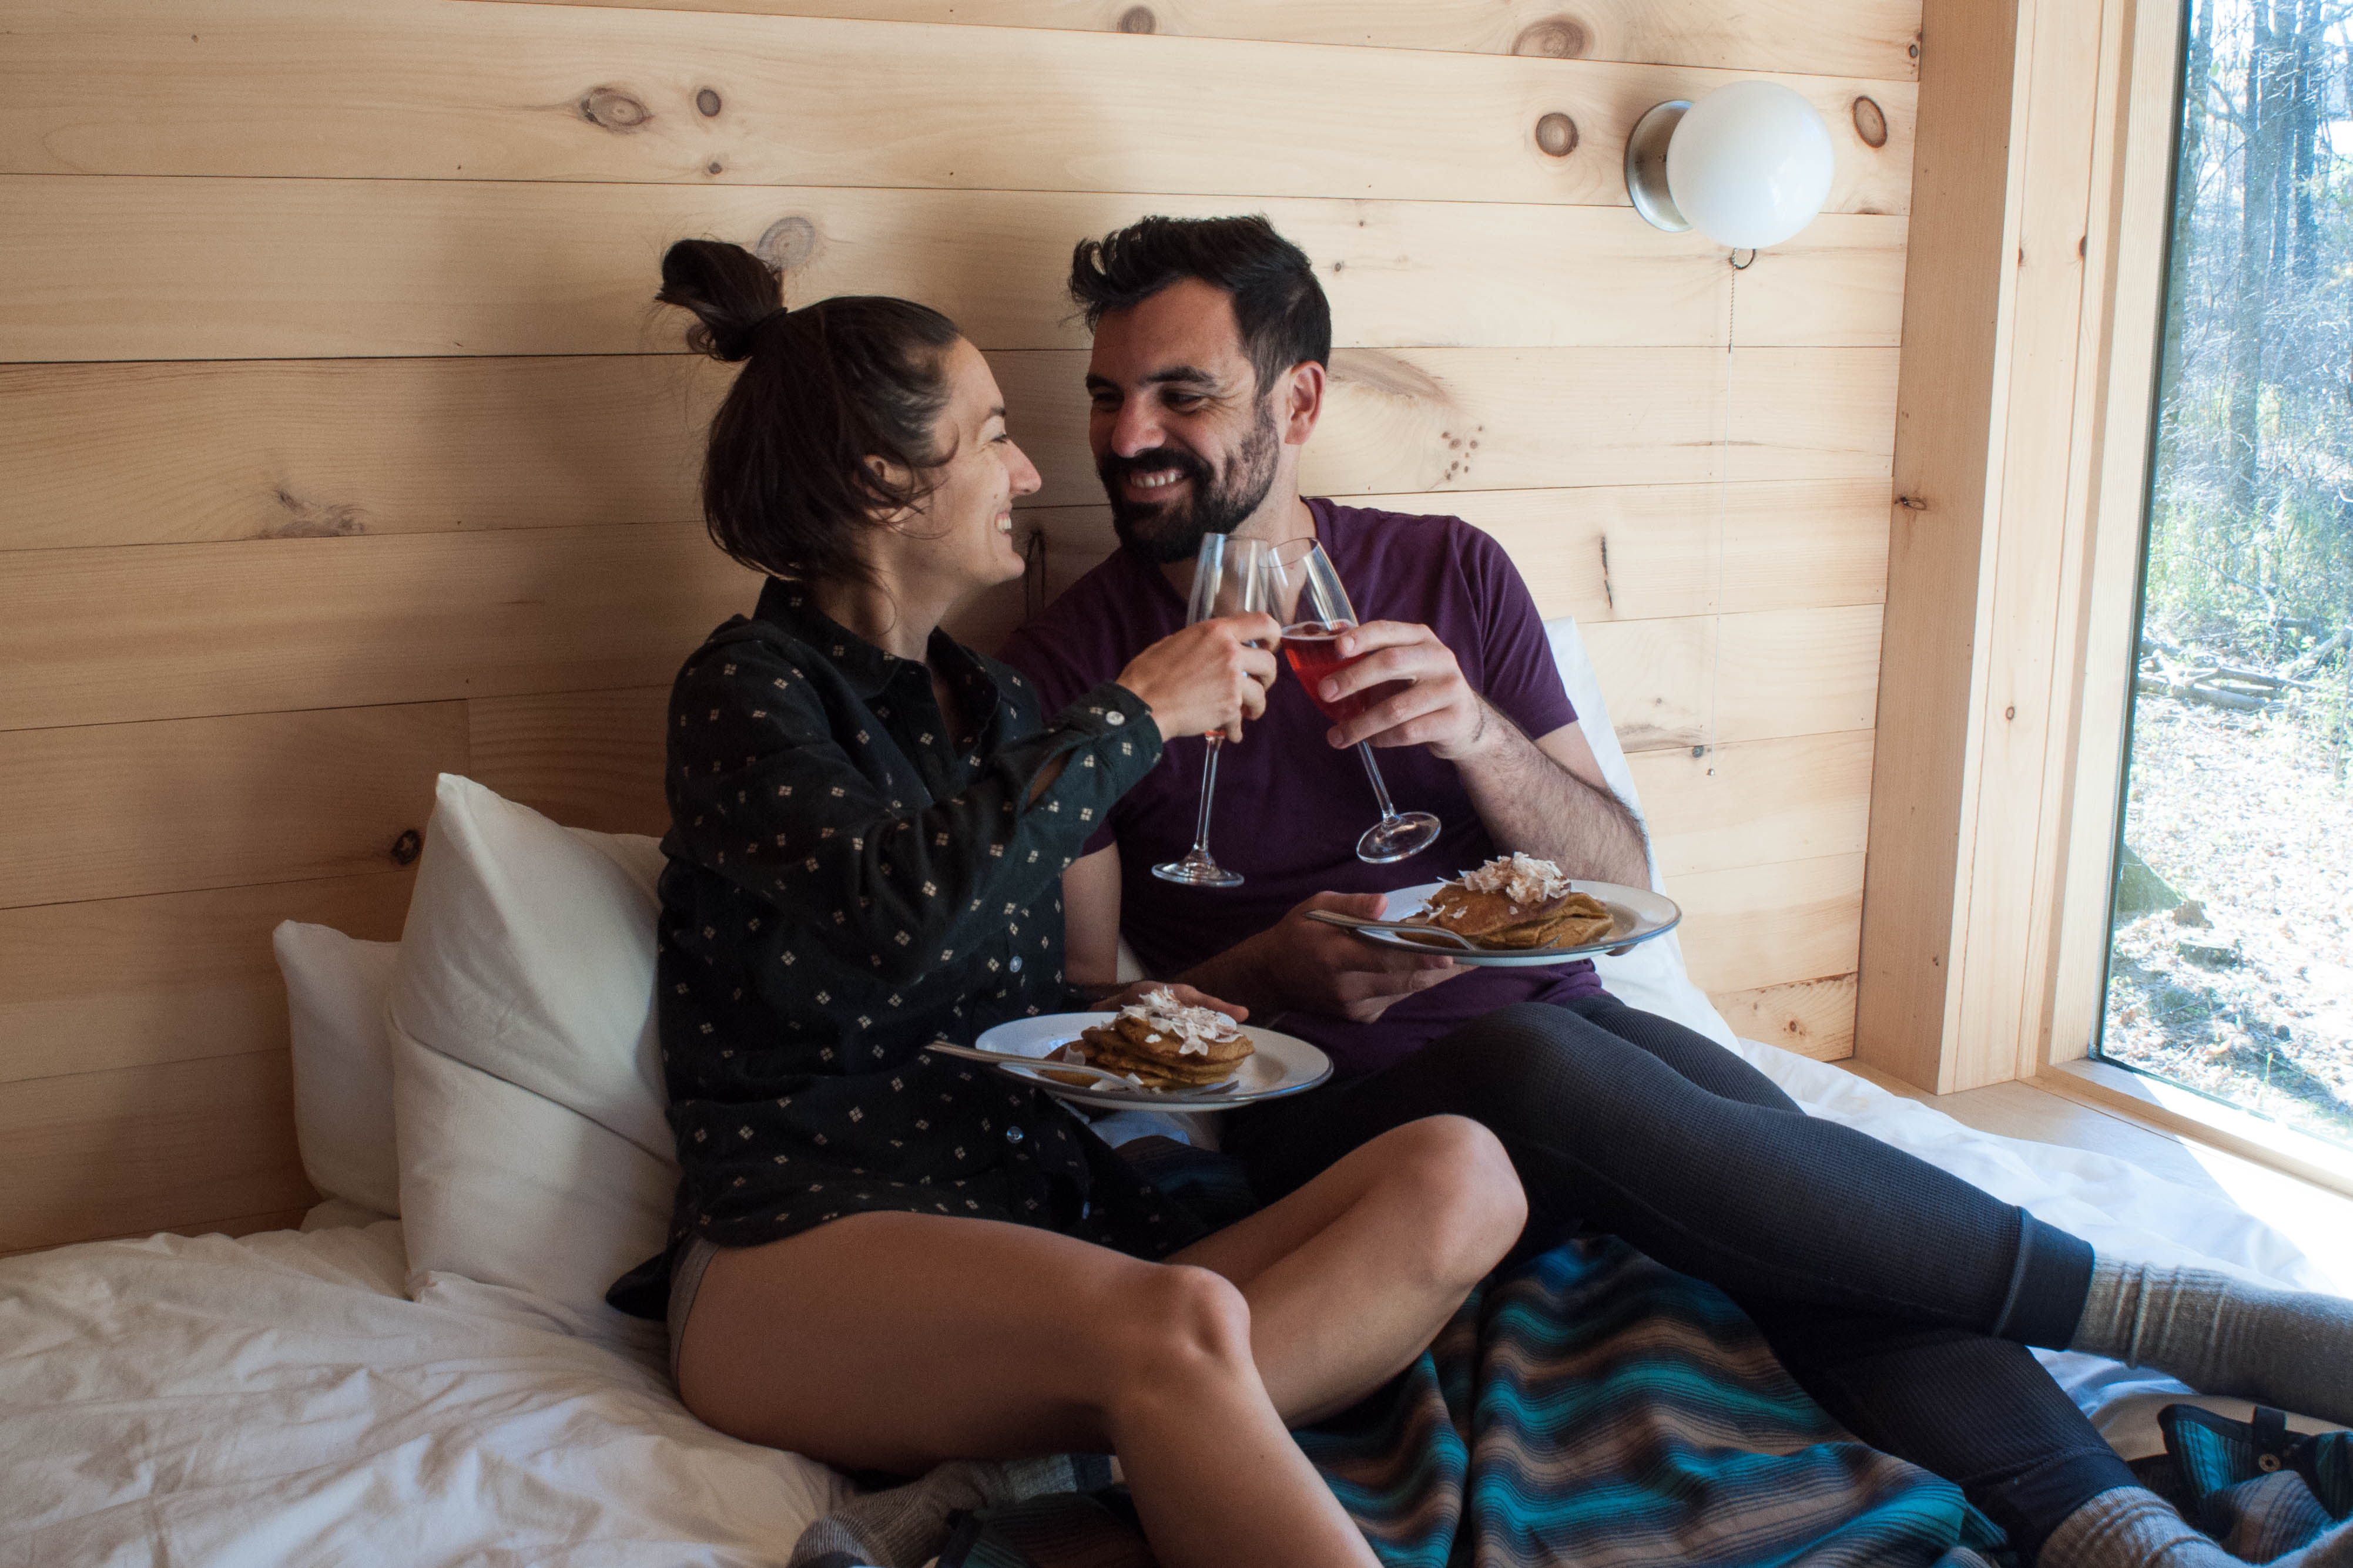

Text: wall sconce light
xmin=1624 ymin=81 xmax=1835 ymax=250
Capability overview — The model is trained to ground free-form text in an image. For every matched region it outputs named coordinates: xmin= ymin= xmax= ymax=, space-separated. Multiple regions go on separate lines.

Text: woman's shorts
xmin=665 ymin=1235 xmax=723 ymax=1388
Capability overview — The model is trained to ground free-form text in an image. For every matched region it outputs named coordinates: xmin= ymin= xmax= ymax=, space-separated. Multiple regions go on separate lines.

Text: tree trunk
xmin=2154 ymin=0 xmax=2216 ymax=478
xmin=2228 ymin=3 xmax=2284 ymax=525
xmin=2288 ymin=0 xmax=2321 ymax=290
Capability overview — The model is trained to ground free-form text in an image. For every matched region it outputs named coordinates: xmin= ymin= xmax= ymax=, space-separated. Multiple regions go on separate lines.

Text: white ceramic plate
xmin=1353 ymin=879 xmax=1682 ymax=968
xmin=972 ymin=1013 xmax=1332 ymax=1112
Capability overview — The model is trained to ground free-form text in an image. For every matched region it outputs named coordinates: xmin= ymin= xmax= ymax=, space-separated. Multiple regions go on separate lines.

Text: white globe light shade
xmin=1665 ymin=81 xmax=1836 ymax=250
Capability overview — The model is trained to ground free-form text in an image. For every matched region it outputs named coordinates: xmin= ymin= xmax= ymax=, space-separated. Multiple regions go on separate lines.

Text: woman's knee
xmin=1094 ymin=1264 xmax=1256 ymax=1410
xmin=1370 ymin=1116 xmax=1529 ymax=1280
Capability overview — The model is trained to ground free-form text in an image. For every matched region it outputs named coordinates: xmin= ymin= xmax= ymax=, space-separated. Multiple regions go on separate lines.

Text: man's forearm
xmin=1452 ymin=704 xmax=1649 ymax=884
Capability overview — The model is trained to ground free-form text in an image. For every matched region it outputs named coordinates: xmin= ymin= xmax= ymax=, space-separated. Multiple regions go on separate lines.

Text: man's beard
xmin=1098 ymin=402 xmax=1281 ymax=567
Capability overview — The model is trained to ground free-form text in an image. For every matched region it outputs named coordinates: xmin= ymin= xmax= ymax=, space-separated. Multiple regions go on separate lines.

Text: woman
xmin=604 ymin=239 xmax=1527 ymax=1568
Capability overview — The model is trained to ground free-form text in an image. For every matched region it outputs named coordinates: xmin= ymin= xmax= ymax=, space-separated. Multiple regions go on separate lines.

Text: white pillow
xmin=1542 ymin=616 xmax=1740 ymax=1050
xmin=274 ymin=922 xmax=402 ymax=1217
xmin=387 ymin=774 xmax=678 ymax=1321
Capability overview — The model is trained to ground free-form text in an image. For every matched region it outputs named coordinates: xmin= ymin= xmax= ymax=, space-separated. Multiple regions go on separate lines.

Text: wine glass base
xmin=1355 ymin=812 xmax=1442 ymax=865
xmin=1152 ymin=855 xmax=1244 ymax=888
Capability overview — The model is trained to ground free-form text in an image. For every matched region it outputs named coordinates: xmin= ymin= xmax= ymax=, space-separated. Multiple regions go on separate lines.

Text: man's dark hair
xmin=1068 ymin=215 xmax=1332 ymax=398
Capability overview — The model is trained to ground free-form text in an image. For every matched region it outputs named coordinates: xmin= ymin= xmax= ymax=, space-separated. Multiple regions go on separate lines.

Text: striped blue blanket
xmin=1295 ymin=1233 xmax=2006 ymax=1568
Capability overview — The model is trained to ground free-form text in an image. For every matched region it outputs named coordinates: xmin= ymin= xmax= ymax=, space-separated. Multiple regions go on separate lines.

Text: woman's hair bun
xmin=658 ymin=239 xmax=786 ymax=362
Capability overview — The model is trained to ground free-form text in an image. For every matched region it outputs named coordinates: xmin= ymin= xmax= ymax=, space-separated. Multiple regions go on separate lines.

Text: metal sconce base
xmin=1625 ymin=100 xmax=1692 ymax=233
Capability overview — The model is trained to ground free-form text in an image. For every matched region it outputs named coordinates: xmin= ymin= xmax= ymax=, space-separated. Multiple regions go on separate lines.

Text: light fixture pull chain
xmin=1703 ymin=257 xmax=1738 ymax=765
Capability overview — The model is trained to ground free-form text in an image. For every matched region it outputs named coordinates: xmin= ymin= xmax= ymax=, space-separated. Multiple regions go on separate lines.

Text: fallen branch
xmin=2284 ymin=627 xmax=2349 ymax=680
xmin=2200 ymin=662 xmax=2326 ymax=693
xmin=2136 ymin=674 xmax=2281 ymax=713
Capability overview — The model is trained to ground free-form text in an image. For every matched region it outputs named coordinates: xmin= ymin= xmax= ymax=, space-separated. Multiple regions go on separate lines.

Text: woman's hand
xmin=1094 ymin=980 xmax=1249 ymax=1024
xmin=1115 ymin=612 xmax=1278 ymax=741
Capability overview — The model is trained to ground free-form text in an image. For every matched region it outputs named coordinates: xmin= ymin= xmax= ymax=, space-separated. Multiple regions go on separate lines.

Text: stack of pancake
xmin=1412 ymin=853 xmax=1617 ymax=951
xmin=1078 ymin=989 xmax=1255 ymax=1090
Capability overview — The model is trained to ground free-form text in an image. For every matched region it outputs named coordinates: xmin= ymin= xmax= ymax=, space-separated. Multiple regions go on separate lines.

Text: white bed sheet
xmin=3 ymin=1038 xmax=2345 ymax=1567
xmin=0 ymin=1221 xmax=846 ymax=1568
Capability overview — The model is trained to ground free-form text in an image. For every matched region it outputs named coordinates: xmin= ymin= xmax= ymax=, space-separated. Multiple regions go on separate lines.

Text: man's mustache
xmin=1097 ymin=446 xmax=1215 ymax=495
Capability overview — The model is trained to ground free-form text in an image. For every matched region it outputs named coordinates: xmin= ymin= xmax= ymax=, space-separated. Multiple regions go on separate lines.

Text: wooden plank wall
xmin=0 ymin=0 xmax=1915 ymax=1254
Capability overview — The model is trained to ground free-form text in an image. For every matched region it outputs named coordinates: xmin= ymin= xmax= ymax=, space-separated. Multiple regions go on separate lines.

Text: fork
xmin=922 ymin=1040 xmax=1240 ymax=1094
xmin=1299 ymin=909 xmax=1483 ymax=951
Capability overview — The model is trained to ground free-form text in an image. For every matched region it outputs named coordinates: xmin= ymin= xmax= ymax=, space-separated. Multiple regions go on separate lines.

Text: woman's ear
xmin=863 ymin=454 xmax=916 ymax=530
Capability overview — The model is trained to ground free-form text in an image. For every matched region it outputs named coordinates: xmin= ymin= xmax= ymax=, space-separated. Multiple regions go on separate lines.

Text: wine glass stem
xmin=1188 ymin=737 xmax=1226 ymax=858
xmin=1355 ymin=741 xmax=1403 ymax=825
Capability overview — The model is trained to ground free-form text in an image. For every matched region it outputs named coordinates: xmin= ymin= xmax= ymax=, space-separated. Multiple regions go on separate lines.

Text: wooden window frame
xmin=1859 ymin=0 xmax=2353 ymax=1201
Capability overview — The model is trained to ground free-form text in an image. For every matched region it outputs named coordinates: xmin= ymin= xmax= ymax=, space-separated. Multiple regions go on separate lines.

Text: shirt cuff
xmin=1054 ymin=681 xmax=1163 ymax=781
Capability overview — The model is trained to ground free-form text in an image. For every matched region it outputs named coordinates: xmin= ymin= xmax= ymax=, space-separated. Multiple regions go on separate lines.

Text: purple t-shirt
xmin=1001 ymin=499 xmax=1603 ymax=1078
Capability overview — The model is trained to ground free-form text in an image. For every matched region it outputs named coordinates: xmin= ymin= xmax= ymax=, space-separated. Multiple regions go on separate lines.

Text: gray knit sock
xmin=787 ymin=1453 xmax=1111 ymax=1568
xmin=2039 ymin=1485 xmax=2353 ymax=1568
xmin=2069 ymin=1257 xmax=2353 ymax=1425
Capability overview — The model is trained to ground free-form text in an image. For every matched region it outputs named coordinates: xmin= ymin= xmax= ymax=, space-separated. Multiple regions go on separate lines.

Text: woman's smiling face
xmin=886 ymin=337 xmax=1042 ymax=600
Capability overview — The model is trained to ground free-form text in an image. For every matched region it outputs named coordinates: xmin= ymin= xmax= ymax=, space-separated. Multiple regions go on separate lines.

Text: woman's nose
xmin=1006 ymin=440 xmax=1043 ymax=497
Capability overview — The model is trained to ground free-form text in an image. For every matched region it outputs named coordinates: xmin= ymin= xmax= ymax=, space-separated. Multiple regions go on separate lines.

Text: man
xmin=1000 ymin=215 xmax=2353 ymax=1568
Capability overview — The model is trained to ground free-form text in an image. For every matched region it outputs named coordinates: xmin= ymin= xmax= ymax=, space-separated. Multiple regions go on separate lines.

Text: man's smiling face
xmin=1085 ymin=277 xmax=1282 ymax=566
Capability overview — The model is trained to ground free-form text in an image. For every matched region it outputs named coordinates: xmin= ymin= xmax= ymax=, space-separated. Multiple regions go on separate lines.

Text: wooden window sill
xmin=2036 ymin=1058 xmax=2353 ymax=1205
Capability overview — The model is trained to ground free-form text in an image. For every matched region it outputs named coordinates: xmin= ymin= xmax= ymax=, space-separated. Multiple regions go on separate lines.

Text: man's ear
xmin=1280 ymin=359 xmax=1327 ymax=447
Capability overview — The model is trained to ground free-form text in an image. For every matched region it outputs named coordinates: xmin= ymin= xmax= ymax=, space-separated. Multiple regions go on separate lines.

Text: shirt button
xmin=1104 ymin=711 xmax=1126 ymax=727
xmin=1009 ymin=955 xmax=1023 ymax=973
xmin=1005 ymin=1125 xmax=1025 ymax=1144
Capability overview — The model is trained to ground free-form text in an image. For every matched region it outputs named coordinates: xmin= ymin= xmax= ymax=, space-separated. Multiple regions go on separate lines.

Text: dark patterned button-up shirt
xmin=608 ymin=579 xmax=1175 ymax=1315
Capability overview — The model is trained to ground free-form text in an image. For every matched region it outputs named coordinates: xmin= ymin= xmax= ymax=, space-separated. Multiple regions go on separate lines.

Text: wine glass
xmin=1151 ymin=533 xmax=1273 ymax=888
xmin=1264 ymin=538 xmax=1442 ymax=864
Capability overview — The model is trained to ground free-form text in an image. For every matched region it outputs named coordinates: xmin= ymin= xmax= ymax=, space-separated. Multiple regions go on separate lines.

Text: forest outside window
xmin=2101 ymin=0 xmax=2353 ymax=1151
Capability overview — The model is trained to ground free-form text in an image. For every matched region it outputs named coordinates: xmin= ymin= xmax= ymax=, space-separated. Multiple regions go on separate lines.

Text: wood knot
xmin=390 ymin=829 xmax=423 ymax=867
xmin=1511 ymin=16 xmax=1589 ymax=58
xmin=1852 ymin=96 xmax=1888 ymax=149
xmin=1117 ymin=5 xmax=1155 ymax=32
xmin=266 ymin=487 xmax=367 ymax=538
xmin=1894 ymin=494 xmax=1929 ymax=511
xmin=578 ymin=85 xmax=653 ymax=133
xmin=755 ymin=214 xmax=819 ymax=272
xmin=695 ymin=87 xmax=722 ymax=117
xmin=1534 ymin=112 xmax=1578 ymax=158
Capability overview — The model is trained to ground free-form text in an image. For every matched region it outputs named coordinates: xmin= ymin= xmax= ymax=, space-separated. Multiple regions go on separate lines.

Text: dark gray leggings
xmin=1226 ymin=997 xmax=2139 ymax=1560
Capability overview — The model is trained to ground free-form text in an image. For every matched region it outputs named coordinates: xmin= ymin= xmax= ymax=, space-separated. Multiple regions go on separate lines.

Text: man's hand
xmin=1185 ymin=891 xmax=1468 ymax=1024
xmin=1313 ymin=620 xmax=1496 ymax=761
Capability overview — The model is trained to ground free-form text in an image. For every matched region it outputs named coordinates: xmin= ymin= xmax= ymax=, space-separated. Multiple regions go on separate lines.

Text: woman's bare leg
xmin=1168 ymin=1114 xmax=1524 ymax=1423
xmin=676 ymin=1116 xmax=1521 ymax=1568
xmin=679 ymin=1211 xmax=1377 ymax=1568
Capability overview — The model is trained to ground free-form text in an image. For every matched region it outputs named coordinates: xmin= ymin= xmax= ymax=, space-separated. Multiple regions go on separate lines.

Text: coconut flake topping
xmin=1456 ymin=852 xmax=1572 ymax=908
xmin=1117 ymin=987 xmax=1242 ymax=1056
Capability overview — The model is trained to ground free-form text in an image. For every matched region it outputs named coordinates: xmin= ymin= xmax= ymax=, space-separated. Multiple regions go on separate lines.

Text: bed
xmin=4 ymin=619 xmax=2344 ymax=1566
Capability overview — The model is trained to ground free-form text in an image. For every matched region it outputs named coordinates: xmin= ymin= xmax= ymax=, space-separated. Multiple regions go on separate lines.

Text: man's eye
xmin=1164 ymin=394 xmax=1203 ymax=411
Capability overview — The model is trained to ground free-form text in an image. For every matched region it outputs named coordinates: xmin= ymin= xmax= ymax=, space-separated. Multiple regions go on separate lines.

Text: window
xmin=2102 ymin=0 xmax=2353 ymax=1150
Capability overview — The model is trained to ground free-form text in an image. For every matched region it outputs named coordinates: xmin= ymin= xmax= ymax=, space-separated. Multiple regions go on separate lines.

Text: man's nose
xmin=1107 ymin=399 xmax=1165 ymax=458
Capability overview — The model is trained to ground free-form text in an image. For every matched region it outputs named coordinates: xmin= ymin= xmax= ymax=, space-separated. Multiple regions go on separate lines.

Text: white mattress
xmin=1 ymin=1040 xmax=2342 ymax=1567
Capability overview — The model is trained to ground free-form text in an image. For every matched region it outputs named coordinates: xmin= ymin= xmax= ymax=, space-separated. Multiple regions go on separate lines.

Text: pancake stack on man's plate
xmin=1078 ymin=988 xmax=1255 ymax=1089
xmin=1412 ymin=852 xmax=1618 ymax=951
